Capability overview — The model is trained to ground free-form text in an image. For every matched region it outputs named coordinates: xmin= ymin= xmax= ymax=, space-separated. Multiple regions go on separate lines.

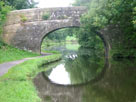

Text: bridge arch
xmin=2 ymin=7 xmax=110 ymax=58
xmin=40 ymin=25 xmax=110 ymax=59
xmin=40 ymin=26 xmax=80 ymax=54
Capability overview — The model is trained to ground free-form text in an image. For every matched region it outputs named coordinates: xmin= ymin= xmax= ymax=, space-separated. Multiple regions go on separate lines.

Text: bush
xmin=58 ymin=15 xmax=68 ymax=19
xmin=0 ymin=1 xmax=12 ymax=36
xmin=76 ymin=0 xmax=136 ymax=57
xmin=42 ymin=12 xmax=50 ymax=20
xmin=20 ymin=14 xmax=27 ymax=22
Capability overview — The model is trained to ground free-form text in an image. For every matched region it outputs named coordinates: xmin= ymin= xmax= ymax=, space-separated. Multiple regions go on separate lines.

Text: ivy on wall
xmin=0 ymin=1 xmax=11 ymax=36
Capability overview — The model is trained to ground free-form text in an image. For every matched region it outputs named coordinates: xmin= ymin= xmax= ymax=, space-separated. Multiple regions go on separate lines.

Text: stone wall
xmin=4 ymin=7 xmax=86 ymax=25
xmin=3 ymin=7 xmax=87 ymax=53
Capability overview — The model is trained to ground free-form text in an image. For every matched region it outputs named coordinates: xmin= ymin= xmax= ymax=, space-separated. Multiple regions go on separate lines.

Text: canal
xmin=34 ymin=43 xmax=136 ymax=102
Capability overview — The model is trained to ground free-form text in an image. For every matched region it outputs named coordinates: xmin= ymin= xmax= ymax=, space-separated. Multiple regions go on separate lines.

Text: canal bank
xmin=0 ymin=54 xmax=61 ymax=102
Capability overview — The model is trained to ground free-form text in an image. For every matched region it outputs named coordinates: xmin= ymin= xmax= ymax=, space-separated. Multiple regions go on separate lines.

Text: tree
xmin=45 ymin=28 xmax=79 ymax=42
xmin=3 ymin=0 xmax=38 ymax=10
xmin=76 ymin=0 xmax=136 ymax=57
xmin=73 ymin=0 xmax=91 ymax=7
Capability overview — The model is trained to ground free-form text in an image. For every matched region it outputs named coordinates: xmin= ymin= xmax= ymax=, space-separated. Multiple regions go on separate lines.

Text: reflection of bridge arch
xmin=41 ymin=55 xmax=109 ymax=86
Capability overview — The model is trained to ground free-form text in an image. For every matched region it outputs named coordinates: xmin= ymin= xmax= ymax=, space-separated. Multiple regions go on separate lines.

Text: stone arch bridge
xmin=2 ymin=7 xmax=115 ymax=58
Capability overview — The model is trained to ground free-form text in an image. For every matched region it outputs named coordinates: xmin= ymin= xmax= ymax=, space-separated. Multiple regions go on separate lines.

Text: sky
xmin=34 ymin=0 xmax=75 ymax=8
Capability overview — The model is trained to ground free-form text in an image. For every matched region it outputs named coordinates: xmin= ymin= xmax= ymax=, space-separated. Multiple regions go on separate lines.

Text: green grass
xmin=42 ymin=50 xmax=60 ymax=54
xmin=0 ymin=54 xmax=62 ymax=102
xmin=66 ymin=44 xmax=80 ymax=51
xmin=0 ymin=42 xmax=39 ymax=64
xmin=41 ymin=41 xmax=65 ymax=48
xmin=0 ymin=80 xmax=40 ymax=102
xmin=66 ymin=36 xmax=77 ymax=41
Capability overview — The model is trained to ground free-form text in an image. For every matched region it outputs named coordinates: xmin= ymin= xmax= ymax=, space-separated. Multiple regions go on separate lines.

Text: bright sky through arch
xmin=34 ymin=0 xmax=74 ymax=8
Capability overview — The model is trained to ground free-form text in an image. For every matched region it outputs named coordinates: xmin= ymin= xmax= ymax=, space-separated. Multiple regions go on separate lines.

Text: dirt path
xmin=0 ymin=54 xmax=51 ymax=77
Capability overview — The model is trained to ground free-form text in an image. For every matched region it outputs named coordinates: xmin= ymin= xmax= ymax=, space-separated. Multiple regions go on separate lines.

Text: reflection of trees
xmin=82 ymin=60 xmax=136 ymax=102
xmin=65 ymin=47 xmax=105 ymax=84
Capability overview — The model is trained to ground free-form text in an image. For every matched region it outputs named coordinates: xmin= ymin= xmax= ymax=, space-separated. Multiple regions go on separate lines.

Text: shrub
xmin=0 ymin=1 xmax=12 ymax=36
xmin=42 ymin=12 xmax=50 ymax=20
xmin=20 ymin=14 xmax=27 ymax=22
xmin=58 ymin=15 xmax=68 ymax=19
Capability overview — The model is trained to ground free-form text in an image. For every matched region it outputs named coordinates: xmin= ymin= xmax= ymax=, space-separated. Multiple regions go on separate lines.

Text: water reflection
xmin=82 ymin=59 xmax=136 ymax=102
xmin=42 ymin=44 xmax=105 ymax=85
xmin=48 ymin=64 xmax=70 ymax=85
xmin=34 ymin=59 xmax=136 ymax=102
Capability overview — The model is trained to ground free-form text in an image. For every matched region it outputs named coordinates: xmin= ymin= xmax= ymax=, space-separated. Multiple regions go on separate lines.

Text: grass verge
xmin=0 ymin=41 xmax=39 ymax=64
xmin=0 ymin=54 xmax=61 ymax=102
xmin=42 ymin=50 xmax=60 ymax=54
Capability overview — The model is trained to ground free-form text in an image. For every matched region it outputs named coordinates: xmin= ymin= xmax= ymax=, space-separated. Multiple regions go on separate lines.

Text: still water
xmin=34 ymin=43 xmax=136 ymax=102
xmin=41 ymin=43 xmax=105 ymax=85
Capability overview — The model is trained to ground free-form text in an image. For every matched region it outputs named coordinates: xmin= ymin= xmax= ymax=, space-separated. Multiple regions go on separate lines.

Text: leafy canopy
xmin=75 ymin=0 xmax=136 ymax=57
xmin=4 ymin=0 xmax=38 ymax=10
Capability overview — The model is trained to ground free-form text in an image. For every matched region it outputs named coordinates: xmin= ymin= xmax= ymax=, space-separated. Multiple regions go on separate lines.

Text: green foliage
xmin=76 ymin=0 xmax=136 ymax=57
xmin=42 ymin=12 xmax=50 ymax=20
xmin=0 ymin=41 xmax=6 ymax=48
xmin=58 ymin=15 xmax=68 ymax=19
xmin=0 ymin=1 xmax=12 ymax=36
xmin=0 ymin=54 xmax=61 ymax=102
xmin=0 ymin=0 xmax=37 ymax=36
xmin=4 ymin=0 xmax=38 ymax=10
xmin=20 ymin=14 xmax=27 ymax=22
xmin=73 ymin=0 xmax=91 ymax=7
xmin=0 ymin=42 xmax=39 ymax=64
xmin=46 ymin=28 xmax=79 ymax=42
xmin=77 ymin=27 xmax=104 ymax=50
xmin=41 ymin=28 xmax=80 ymax=52
xmin=133 ymin=7 xmax=136 ymax=28
xmin=66 ymin=43 xmax=80 ymax=51
xmin=66 ymin=35 xmax=77 ymax=42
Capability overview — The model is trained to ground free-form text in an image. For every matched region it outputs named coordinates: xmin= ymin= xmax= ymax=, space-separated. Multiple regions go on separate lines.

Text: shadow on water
xmin=33 ymin=44 xmax=136 ymax=102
